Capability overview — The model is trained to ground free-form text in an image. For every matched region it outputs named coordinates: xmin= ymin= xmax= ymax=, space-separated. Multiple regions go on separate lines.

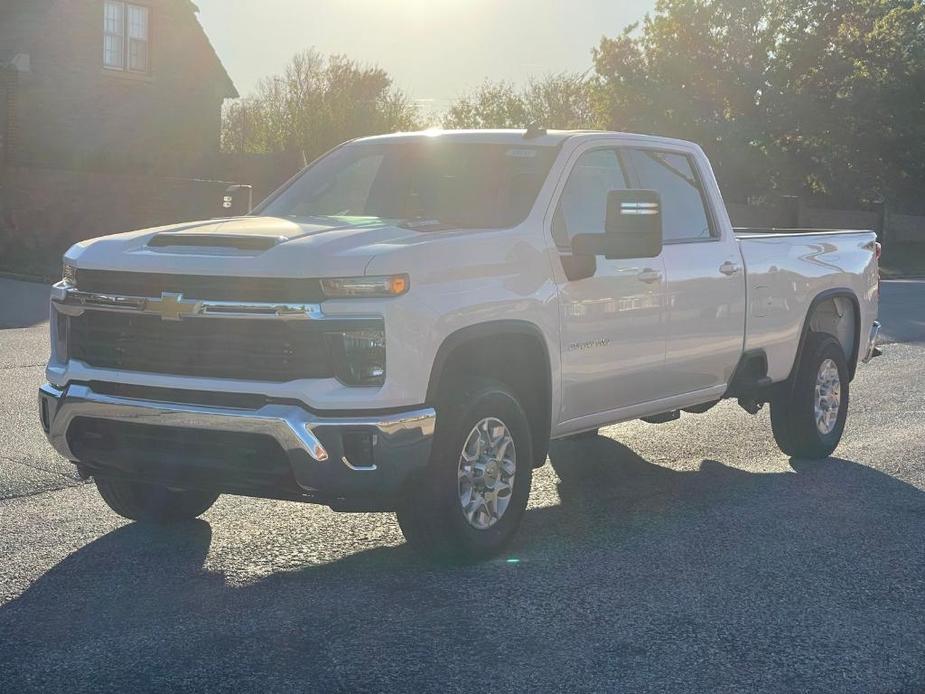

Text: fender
xmin=789 ymin=288 xmax=862 ymax=382
xmin=426 ymin=320 xmax=553 ymax=467
xmin=426 ymin=320 xmax=552 ymax=404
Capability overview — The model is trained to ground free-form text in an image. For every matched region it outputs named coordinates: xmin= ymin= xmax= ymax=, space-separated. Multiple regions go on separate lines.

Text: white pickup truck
xmin=39 ymin=129 xmax=881 ymax=561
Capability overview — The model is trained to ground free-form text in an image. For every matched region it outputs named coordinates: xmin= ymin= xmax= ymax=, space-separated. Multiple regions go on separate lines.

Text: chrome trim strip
xmin=52 ymin=284 xmax=335 ymax=321
xmin=39 ymin=383 xmax=436 ymax=471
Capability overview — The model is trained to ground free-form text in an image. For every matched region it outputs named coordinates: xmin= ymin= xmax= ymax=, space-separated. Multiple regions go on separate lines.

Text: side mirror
xmin=223 ymin=184 xmax=254 ymax=216
xmin=571 ymin=189 xmax=663 ymax=260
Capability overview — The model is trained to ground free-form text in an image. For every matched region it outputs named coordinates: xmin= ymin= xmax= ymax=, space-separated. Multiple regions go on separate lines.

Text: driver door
xmin=552 ymin=146 xmax=670 ymax=424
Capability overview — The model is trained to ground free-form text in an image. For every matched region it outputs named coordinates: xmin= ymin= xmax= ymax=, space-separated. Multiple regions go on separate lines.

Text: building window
xmin=104 ymin=2 xmax=149 ymax=73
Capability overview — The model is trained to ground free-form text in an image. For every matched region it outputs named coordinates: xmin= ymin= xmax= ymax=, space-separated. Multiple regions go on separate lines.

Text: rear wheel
xmin=770 ymin=333 xmax=849 ymax=459
xmin=396 ymin=379 xmax=533 ymax=562
xmin=95 ymin=478 xmax=219 ymax=523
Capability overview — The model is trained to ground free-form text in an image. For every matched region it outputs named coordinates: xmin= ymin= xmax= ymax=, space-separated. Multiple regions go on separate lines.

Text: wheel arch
xmin=426 ymin=320 xmax=553 ymax=468
xmin=791 ymin=288 xmax=862 ymax=381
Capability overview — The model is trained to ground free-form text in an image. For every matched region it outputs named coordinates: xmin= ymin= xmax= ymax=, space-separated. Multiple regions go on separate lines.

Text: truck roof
xmin=354 ymin=129 xmax=698 ymax=149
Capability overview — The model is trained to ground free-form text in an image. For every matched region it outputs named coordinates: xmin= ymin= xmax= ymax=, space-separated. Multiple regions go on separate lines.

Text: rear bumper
xmin=39 ymin=382 xmax=435 ymax=509
xmin=862 ymin=320 xmax=882 ymax=364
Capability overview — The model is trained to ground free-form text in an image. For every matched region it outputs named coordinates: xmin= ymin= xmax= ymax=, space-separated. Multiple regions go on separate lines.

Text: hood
xmin=65 ymin=216 xmax=438 ymax=278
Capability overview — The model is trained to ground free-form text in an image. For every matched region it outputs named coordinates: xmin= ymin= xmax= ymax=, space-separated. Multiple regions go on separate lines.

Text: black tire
xmin=770 ymin=332 xmax=849 ymax=459
xmin=396 ymin=378 xmax=533 ymax=563
xmin=95 ymin=478 xmax=219 ymax=523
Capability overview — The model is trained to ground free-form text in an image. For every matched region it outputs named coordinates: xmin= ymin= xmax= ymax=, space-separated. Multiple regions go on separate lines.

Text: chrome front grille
xmin=53 ymin=275 xmax=383 ymax=383
xmin=66 ymin=311 xmax=383 ymax=383
xmin=68 ymin=311 xmax=337 ymax=381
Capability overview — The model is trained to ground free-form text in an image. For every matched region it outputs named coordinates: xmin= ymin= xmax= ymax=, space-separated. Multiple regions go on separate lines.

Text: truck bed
xmin=735 ymin=228 xmax=879 ymax=383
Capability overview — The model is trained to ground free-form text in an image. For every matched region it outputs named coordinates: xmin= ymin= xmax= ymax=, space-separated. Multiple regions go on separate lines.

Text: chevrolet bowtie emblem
xmin=146 ymin=292 xmax=202 ymax=321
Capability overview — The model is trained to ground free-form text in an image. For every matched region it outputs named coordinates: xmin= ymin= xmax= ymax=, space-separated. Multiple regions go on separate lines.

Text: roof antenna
xmin=523 ymin=123 xmax=547 ymax=139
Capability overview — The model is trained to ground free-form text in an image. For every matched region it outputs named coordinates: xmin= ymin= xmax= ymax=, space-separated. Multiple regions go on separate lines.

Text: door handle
xmin=719 ymin=261 xmax=742 ymax=276
xmin=637 ymin=268 xmax=662 ymax=284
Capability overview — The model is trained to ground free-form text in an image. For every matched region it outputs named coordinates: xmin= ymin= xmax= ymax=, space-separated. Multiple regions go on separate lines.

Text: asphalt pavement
xmin=1 ymin=278 xmax=923 ymax=693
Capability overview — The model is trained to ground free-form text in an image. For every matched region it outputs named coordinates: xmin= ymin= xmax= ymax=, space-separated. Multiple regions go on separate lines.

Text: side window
xmin=628 ymin=149 xmax=714 ymax=242
xmin=552 ymin=149 xmax=628 ymax=249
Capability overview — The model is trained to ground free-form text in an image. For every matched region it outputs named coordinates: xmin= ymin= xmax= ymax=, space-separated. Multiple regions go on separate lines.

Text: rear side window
xmin=628 ymin=149 xmax=714 ymax=242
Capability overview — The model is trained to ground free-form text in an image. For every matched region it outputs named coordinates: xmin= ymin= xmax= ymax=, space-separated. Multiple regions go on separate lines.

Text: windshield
xmin=261 ymin=140 xmax=559 ymax=229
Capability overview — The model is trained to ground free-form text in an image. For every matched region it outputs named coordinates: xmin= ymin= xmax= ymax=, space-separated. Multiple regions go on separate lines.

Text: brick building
xmin=0 ymin=0 xmax=237 ymax=174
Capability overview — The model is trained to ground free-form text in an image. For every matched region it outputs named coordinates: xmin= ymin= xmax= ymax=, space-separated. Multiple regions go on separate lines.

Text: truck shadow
xmin=2 ymin=437 xmax=924 ymax=691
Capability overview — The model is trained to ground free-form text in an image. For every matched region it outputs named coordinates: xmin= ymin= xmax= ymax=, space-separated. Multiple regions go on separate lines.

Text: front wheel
xmin=95 ymin=478 xmax=219 ymax=523
xmin=770 ymin=332 xmax=849 ymax=459
xmin=396 ymin=379 xmax=533 ymax=562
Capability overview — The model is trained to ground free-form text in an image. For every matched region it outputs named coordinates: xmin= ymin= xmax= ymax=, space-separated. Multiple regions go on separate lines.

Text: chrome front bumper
xmin=39 ymin=383 xmax=435 ymax=505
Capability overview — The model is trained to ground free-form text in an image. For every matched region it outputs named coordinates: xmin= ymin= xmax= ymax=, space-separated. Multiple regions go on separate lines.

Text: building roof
xmin=186 ymin=1 xmax=238 ymax=99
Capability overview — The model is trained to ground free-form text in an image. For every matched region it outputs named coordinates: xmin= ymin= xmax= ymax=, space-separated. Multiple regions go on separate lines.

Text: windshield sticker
xmin=506 ymin=148 xmax=538 ymax=158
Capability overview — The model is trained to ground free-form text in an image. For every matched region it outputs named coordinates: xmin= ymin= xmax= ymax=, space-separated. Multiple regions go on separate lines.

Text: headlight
xmin=321 ymin=275 xmax=409 ymax=299
xmin=62 ymin=262 xmax=77 ymax=287
xmin=326 ymin=328 xmax=386 ymax=386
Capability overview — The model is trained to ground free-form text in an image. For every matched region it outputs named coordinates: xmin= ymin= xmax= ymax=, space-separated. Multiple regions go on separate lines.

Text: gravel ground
xmin=0 ymin=278 xmax=923 ymax=693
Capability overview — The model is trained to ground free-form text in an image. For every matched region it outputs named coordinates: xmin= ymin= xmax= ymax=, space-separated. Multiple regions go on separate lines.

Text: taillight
xmin=875 ymin=241 xmax=882 ymax=299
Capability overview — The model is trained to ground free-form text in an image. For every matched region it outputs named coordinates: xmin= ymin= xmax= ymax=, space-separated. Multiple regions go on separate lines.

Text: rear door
xmin=625 ymin=147 xmax=746 ymax=394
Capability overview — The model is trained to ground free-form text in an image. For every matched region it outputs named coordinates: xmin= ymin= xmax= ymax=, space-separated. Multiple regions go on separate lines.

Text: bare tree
xmin=222 ymin=49 xmax=420 ymax=162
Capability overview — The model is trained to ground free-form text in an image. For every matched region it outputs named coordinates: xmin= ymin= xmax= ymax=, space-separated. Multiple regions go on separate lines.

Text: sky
xmin=195 ymin=0 xmax=656 ymax=111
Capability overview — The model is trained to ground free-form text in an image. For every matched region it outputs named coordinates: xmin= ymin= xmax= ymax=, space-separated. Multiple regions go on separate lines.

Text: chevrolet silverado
xmin=39 ymin=129 xmax=882 ymax=561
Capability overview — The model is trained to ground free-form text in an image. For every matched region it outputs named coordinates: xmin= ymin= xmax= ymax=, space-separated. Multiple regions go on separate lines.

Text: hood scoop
xmin=148 ymin=233 xmax=286 ymax=252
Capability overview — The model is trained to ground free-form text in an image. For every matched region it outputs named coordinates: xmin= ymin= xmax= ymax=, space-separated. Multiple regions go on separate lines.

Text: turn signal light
xmin=321 ymin=275 xmax=410 ymax=299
